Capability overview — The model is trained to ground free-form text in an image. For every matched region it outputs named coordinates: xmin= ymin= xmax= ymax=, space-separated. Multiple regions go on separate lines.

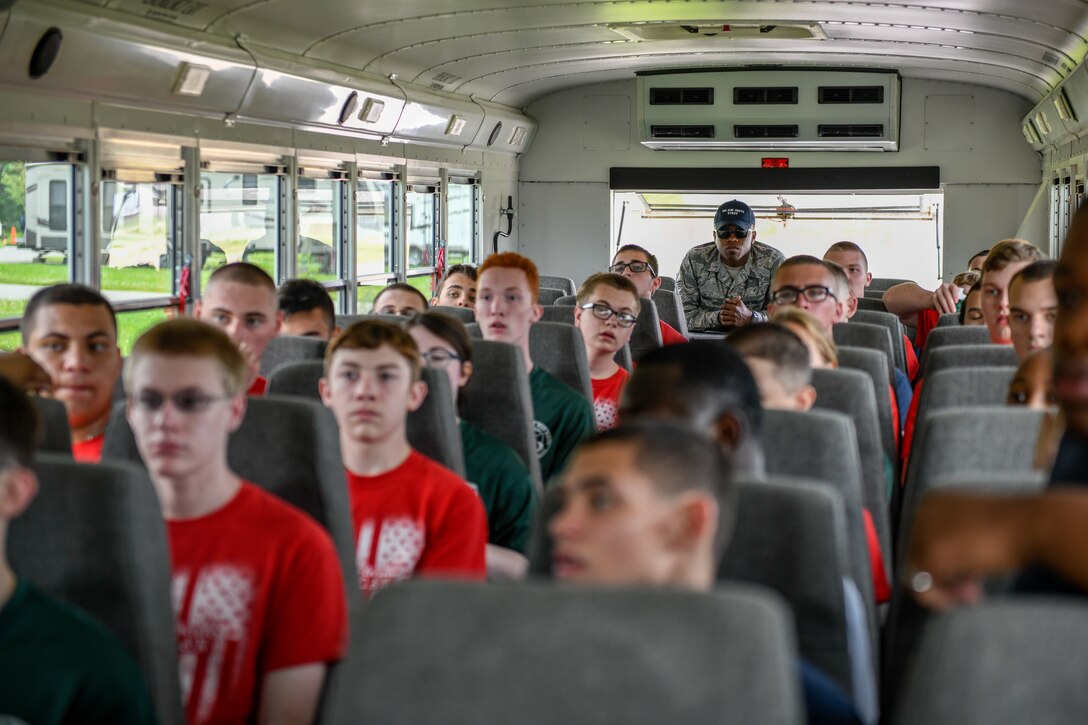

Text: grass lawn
xmin=0 ymin=308 xmax=169 ymax=355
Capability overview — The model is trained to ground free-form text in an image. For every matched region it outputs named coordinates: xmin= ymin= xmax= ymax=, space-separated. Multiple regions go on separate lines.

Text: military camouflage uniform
xmin=677 ymin=240 xmax=785 ymax=332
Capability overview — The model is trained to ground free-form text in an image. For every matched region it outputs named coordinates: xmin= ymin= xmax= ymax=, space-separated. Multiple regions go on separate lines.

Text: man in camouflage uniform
xmin=677 ymin=200 xmax=785 ymax=332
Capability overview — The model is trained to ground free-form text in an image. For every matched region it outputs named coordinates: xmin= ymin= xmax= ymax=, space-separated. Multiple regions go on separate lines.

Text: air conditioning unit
xmin=638 ymin=69 xmax=900 ymax=151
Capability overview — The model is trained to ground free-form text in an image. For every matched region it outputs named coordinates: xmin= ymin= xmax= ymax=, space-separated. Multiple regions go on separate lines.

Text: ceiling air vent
xmin=819 ymin=86 xmax=885 ymax=104
xmin=734 ymin=87 xmax=798 ymax=105
xmin=649 ymin=87 xmax=714 ymax=105
xmin=818 ymin=124 xmax=884 ymax=138
xmin=734 ymin=125 xmax=798 ymax=138
xmin=651 ymin=125 xmax=715 ymax=138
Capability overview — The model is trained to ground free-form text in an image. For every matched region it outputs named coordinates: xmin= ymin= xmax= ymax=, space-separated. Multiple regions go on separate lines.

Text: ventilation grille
xmin=649 ymin=87 xmax=714 ymax=105
xmin=734 ymin=125 xmax=799 ymax=138
xmin=733 ymin=87 xmax=798 ymax=105
xmin=818 ymin=86 xmax=885 ymax=104
xmin=818 ymin=124 xmax=884 ymax=138
xmin=651 ymin=125 xmax=715 ymax=138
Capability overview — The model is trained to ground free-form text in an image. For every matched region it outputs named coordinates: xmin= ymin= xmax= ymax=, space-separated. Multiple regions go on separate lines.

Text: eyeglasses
xmin=716 ymin=228 xmax=749 ymax=240
xmin=421 ymin=348 xmax=463 ymax=367
xmin=129 ymin=390 xmax=231 ymax=414
xmin=770 ymin=285 xmax=838 ymax=306
xmin=609 ymin=261 xmax=657 ymax=277
xmin=580 ymin=302 xmax=638 ymax=328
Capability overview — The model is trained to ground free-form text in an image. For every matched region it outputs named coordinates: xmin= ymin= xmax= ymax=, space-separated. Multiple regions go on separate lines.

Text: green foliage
xmin=0 ymin=162 xmax=26 ymax=234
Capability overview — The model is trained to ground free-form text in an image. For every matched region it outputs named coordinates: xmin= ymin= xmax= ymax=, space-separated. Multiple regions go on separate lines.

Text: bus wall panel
xmin=517 ymin=181 xmax=609 ymax=283
xmin=519 ymin=77 xmax=1043 ymax=280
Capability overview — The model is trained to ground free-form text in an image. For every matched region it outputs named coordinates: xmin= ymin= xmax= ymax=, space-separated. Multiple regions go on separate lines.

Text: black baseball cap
xmin=714 ymin=200 xmax=756 ymax=234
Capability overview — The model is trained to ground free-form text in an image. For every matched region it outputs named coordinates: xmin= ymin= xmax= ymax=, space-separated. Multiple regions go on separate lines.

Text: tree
xmin=0 ymin=162 xmax=26 ymax=234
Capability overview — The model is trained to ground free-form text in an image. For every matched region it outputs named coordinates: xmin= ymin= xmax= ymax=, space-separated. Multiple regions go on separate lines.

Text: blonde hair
xmin=127 ymin=319 xmax=248 ymax=395
xmin=982 ymin=240 xmax=1042 ymax=274
xmin=771 ymin=308 xmax=839 ymax=368
xmin=952 ymin=269 xmax=981 ymax=288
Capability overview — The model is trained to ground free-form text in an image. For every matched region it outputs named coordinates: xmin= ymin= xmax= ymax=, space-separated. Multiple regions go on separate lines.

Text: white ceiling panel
xmin=35 ymin=0 xmax=1088 ymax=106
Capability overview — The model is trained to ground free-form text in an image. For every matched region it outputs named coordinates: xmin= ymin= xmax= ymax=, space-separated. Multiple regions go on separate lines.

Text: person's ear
xmin=847 ymin=295 xmax=858 ymax=320
xmin=407 ymin=379 xmax=428 ymax=412
xmin=665 ymin=492 xmax=719 ymax=554
xmin=649 ymin=276 xmax=662 ymax=294
xmin=227 ymin=393 xmax=247 ymax=432
xmin=573 ymin=306 xmax=583 ymax=327
xmin=795 ymin=384 xmax=817 ymax=412
xmin=750 ymin=230 xmax=757 ymax=243
xmin=531 ymin=303 xmax=543 ymax=323
xmin=0 ymin=467 xmax=39 ymax=519
xmin=330 ymin=326 xmax=341 ymax=340
xmin=318 ymin=376 xmax=332 ymax=406
xmin=459 ymin=360 xmax=473 ymax=388
xmin=865 ymin=272 xmax=873 ymax=287
xmin=273 ymin=310 xmax=284 ymax=335
xmin=712 ymin=413 xmax=745 ymax=454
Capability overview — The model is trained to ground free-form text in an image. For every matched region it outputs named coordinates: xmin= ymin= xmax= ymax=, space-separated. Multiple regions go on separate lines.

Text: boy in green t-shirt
xmin=476 ymin=252 xmax=595 ymax=482
xmin=0 ymin=376 xmax=156 ymax=725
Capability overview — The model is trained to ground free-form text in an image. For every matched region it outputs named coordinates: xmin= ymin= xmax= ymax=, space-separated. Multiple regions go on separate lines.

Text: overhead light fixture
xmin=1022 ymin=122 xmax=1041 ymax=145
xmin=172 ymin=62 xmax=212 ymax=97
xmin=445 ymin=115 xmax=467 ymax=136
xmin=1054 ymin=89 xmax=1077 ymax=122
xmin=1034 ymin=111 xmax=1052 ymax=135
xmin=338 ymin=91 xmax=359 ymax=125
xmin=509 ymin=126 xmax=528 ymax=146
xmin=359 ymin=98 xmax=385 ymax=124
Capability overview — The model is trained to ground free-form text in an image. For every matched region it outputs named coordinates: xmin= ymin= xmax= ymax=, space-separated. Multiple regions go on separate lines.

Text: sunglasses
xmin=129 ymin=390 xmax=231 ymax=414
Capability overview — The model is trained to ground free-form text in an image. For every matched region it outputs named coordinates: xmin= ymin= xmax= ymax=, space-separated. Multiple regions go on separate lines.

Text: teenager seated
xmin=726 ymin=323 xmax=817 ymax=412
xmin=125 ymin=319 xmax=348 ymax=724
xmin=773 ymin=308 xmax=840 ymax=370
xmin=278 ymin=278 xmax=339 ymax=341
xmin=404 ymin=312 xmax=536 ymax=579
xmin=432 ymin=264 xmax=477 ymax=309
xmin=0 ymin=376 xmax=156 ymax=724
xmin=19 ymin=284 xmax=122 ymax=462
xmin=549 ymin=422 xmax=862 ymax=725
xmin=610 ymin=244 xmax=686 ymax=344
xmin=979 ymin=240 xmax=1045 ymax=345
xmin=371 ymin=282 xmax=428 ymax=316
xmin=959 ymin=279 xmax=985 ymax=326
xmin=195 ymin=262 xmax=284 ymax=396
xmin=1008 ymin=260 xmax=1059 ymax=361
xmin=476 ymin=252 xmax=595 ymax=481
xmin=573 ymin=273 xmax=639 ymax=430
xmin=320 ymin=319 xmax=487 ymax=595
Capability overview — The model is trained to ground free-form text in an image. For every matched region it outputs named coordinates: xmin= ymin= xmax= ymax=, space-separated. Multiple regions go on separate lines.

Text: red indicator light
xmin=761 ymin=157 xmax=789 ymax=168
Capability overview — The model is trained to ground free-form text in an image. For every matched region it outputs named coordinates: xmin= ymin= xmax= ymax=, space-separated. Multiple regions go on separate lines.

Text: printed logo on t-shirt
xmin=356 ymin=516 xmax=426 ymax=594
xmin=594 ymin=398 xmax=619 ymax=430
xmin=173 ymin=565 xmax=256 ymax=724
xmin=533 ymin=420 xmax=553 ymax=459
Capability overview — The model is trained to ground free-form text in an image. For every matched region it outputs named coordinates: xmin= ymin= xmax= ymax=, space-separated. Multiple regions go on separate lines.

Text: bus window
xmin=0 ymin=161 xmax=73 ymax=334
xmin=407 ymin=188 xmax=436 ymax=270
xmin=357 ymin=178 xmax=393 ymax=278
xmin=447 ymin=182 xmax=476 ymax=265
xmin=297 ymin=176 xmax=339 ymax=282
xmin=99 ymin=180 xmax=175 ymax=301
xmin=200 ymin=171 xmax=279 ymax=284
xmin=357 ymin=280 xmax=393 ymax=312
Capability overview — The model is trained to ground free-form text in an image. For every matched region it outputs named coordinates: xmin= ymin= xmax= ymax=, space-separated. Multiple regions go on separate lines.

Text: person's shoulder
xmin=235 ymin=482 xmax=334 ymax=546
xmin=410 ymin=450 xmax=482 ymax=501
xmin=683 ymin=241 xmax=718 ymax=260
xmin=752 ymin=240 xmax=785 ymax=262
xmin=461 ymin=421 xmax=529 ymax=471
xmin=530 ymin=368 xmax=592 ymax=411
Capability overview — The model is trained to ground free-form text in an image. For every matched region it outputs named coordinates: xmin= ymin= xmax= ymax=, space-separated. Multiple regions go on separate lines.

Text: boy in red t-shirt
xmin=610 ymin=244 xmax=687 ymax=345
xmin=19 ymin=284 xmax=122 ymax=462
xmin=574 ymin=273 xmax=640 ymax=430
xmin=125 ymin=319 xmax=347 ymax=725
xmin=195 ymin=262 xmax=283 ymax=396
xmin=319 ymin=319 xmax=487 ymax=596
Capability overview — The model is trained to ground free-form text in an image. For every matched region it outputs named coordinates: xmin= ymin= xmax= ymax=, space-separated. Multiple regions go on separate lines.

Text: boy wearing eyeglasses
xmin=319 ymin=319 xmax=487 ymax=595
xmin=574 ymin=273 xmax=640 ymax=430
xmin=124 ymin=319 xmax=348 ymax=725
xmin=477 ymin=252 xmax=595 ymax=482
xmin=767 ymin=256 xmax=846 ymax=334
xmin=610 ymin=244 xmax=687 ymax=345
xmin=676 ymin=200 xmax=785 ymax=333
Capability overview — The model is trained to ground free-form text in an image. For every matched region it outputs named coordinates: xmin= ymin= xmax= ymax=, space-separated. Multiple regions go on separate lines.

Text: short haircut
xmin=326 ymin=319 xmax=422 ymax=381
xmin=206 ymin=261 xmax=277 ymax=293
xmin=127 ymin=319 xmax=248 ymax=396
xmin=822 ymin=259 xmax=851 ymax=302
xmin=958 ymin=282 xmax=983 ymax=325
xmin=439 ymin=264 xmax=478 ymax=286
xmin=969 ymin=249 xmax=991 ymax=263
xmin=574 ymin=421 xmax=736 ymax=561
xmin=278 ymin=278 xmax=335 ymax=331
xmin=623 ymin=341 xmax=763 ymax=441
xmin=21 ymin=284 xmax=117 ymax=344
xmin=575 ymin=273 xmax=642 ymax=314
xmin=614 ymin=244 xmax=660 ymax=278
xmin=775 ymin=255 xmax=836 ymax=286
xmin=982 ymin=240 xmax=1042 ymax=274
xmin=824 ymin=241 xmax=869 ymax=272
xmin=1010 ymin=260 xmax=1059 ymax=292
xmin=0 ymin=375 xmax=38 ymax=470
xmin=372 ymin=282 xmax=429 ymax=312
xmin=478 ymin=252 xmax=540 ymax=303
xmin=727 ymin=323 xmax=813 ymax=394
xmin=952 ymin=270 xmax=981 ymax=289
xmin=403 ymin=311 xmax=473 ymax=363
xmin=772 ymin=308 xmax=840 ymax=367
